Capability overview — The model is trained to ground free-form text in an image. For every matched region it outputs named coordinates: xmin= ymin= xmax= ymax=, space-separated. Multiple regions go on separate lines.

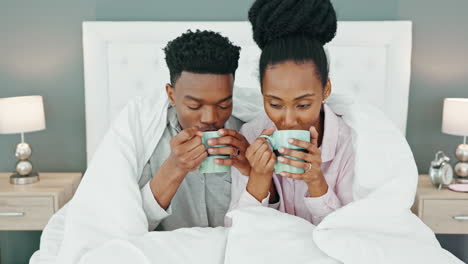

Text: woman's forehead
xmin=263 ymin=65 xmax=323 ymax=99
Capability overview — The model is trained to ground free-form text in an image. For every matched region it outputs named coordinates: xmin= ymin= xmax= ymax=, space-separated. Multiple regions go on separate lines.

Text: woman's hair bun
xmin=248 ymin=0 xmax=337 ymax=49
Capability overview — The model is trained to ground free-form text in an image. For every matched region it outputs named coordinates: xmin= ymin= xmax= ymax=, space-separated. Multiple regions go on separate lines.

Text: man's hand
xmin=205 ymin=129 xmax=250 ymax=176
xmin=167 ymin=126 xmax=207 ymax=174
xmin=149 ymin=126 xmax=206 ymax=209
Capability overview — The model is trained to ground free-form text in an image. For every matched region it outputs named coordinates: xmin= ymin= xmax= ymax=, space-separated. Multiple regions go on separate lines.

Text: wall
xmin=399 ymin=0 xmax=468 ymax=261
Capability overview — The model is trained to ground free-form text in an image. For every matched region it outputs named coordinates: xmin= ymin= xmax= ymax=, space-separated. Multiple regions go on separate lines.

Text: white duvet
xmin=30 ymin=89 xmax=463 ymax=264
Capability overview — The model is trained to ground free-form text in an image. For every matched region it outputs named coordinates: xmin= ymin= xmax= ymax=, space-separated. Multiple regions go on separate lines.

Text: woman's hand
xmin=245 ymin=127 xmax=276 ymax=202
xmin=277 ymin=126 xmax=329 ymax=197
xmin=206 ymin=129 xmax=251 ymax=176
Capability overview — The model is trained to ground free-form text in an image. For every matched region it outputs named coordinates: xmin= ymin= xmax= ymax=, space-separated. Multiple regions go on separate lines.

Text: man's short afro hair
xmin=163 ymin=29 xmax=241 ymax=85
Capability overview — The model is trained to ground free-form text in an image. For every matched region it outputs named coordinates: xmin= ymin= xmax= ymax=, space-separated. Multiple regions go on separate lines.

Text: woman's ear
xmin=323 ymin=78 xmax=332 ymax=101
xmin=166 ymin=83 xmax=176 ymax=106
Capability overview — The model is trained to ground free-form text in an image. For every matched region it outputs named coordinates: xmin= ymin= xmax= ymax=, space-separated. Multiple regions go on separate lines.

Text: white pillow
xmin=232 ymin=85 xmax=263 ymax=123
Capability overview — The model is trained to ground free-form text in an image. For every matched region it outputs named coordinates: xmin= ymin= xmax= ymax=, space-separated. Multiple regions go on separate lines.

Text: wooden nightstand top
xmin=416 ymin=174 xmax=468 ymax=200
xmin=0 ymin=172 xmax=82 ymax=230
xmin=0 ymin=172 xmax=82 ymax=196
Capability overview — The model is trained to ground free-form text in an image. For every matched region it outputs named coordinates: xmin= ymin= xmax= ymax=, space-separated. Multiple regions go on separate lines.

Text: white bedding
xmin=30 ymin=91 xmax=463 ymax=264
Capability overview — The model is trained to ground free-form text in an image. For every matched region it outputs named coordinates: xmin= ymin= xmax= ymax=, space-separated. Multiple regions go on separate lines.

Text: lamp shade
xmin=442 ymin=98 xmax=468 ymax=136
xmin=0 ymin=95 xmax=46 ymax=134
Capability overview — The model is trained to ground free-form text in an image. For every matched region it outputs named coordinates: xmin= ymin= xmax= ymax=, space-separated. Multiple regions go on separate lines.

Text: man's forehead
xmin=174 ymin=71 xmax=234 ymax=101
xmin=175 ymin=71 xmax=234 ymax=85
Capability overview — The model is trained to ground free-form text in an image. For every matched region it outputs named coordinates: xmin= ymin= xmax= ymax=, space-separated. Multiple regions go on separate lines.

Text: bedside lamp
xmin=442 ymin=98 xmax=468 ymax=182
xmin=0 ymin=96 xmax=46 ymax=184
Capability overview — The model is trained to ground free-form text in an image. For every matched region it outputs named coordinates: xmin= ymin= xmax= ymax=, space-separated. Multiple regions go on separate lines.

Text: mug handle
xmin=260 ymin=135 xmax=274 ymax=148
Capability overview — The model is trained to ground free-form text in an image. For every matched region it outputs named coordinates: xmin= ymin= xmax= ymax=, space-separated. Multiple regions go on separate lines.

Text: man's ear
xmin=166 ymin=83 xmax=176 ymax=106
xmin=323 ymin=78 xmax=332 ymax=101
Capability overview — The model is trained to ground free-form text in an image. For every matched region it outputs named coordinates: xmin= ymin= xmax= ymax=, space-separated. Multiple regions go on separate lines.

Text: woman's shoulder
xmin=324 ymin=104 xmax=353 ymax=150
xmin=336 ymin=115 xmax=352 ymax=139
xmin=240 ymin=114 xmax=274 ymax=143
xmin=335 ymin=115 xmax=354 ymax=156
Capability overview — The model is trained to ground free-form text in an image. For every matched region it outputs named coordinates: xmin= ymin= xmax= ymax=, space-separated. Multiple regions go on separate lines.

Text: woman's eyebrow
xmin=294 ymin=93 xmax=315 ymax=100
xmin=265 ymin=94 xmax=283 ymax=100
xmin=265 ymin=93 xmax=316 ymax=101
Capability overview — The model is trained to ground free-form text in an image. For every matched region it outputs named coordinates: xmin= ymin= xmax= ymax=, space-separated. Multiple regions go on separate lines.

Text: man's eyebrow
xmin=217 ymin=95 xmax=232 ymax=104
xmin=184 ymin=95 xmax=202 ymax=102
xmin=184 ymin=95 xmax=232 ymax=104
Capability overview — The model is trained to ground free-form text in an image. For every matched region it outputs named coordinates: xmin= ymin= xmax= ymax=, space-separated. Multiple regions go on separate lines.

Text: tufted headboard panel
xmin=83 ymin=21 xmax=412 ymax=163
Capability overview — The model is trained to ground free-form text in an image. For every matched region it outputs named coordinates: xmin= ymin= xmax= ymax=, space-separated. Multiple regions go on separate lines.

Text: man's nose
xmin=200 ymin=106 xmax=218 ymax=124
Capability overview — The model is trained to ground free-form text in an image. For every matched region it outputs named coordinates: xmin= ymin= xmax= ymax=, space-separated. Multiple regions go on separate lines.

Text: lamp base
xmin=10 ymin=172 xmax=39 ymax=185
xmin=456 ymin=177 xmax=468 ymax=184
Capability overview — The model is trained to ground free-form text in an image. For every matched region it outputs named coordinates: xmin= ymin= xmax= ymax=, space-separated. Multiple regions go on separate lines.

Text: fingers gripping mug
xmin=260 ymin=130 xmax=310 ymax=174
xmin=199 ymin=131 xmax=231 ymax=173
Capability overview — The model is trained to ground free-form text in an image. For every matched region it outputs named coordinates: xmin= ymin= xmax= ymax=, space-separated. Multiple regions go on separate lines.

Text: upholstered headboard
xmin=82 ymin=21 xmax=412 ymax=163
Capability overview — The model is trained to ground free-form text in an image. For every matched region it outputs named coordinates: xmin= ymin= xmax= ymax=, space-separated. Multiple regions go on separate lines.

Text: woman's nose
xmin=282 ymin=110 xmax=298 ymax=129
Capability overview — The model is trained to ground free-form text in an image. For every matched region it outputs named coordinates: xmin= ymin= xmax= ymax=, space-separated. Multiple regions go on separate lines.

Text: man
xmin=35 ymin=30 xmax=252 ymax=263
xmin=139 ymin=29 xmax=251 ymax=231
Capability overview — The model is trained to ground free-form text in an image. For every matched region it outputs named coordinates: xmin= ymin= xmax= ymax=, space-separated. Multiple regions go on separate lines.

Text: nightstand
xmin=0 ymin=172 xmax=81 ymax=231
xmin=412 ymin=174 xmax=468 ymax=234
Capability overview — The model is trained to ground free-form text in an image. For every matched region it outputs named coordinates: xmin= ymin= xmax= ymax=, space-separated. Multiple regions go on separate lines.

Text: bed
xmin=31 ymin=21 xmax=462 ymax=264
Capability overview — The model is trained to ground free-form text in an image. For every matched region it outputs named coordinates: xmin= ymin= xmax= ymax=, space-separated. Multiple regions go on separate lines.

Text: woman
xmin=229 ymin=0 xmax=354 ymax=225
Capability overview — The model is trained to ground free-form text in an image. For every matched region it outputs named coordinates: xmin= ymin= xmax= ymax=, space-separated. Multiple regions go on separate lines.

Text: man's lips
xmin=200 ymin=126 xmax=219 ymax=132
